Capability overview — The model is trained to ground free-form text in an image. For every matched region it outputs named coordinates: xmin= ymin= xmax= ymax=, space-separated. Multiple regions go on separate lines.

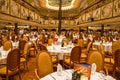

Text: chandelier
xmin=46 ymin=0 xmax=76 ymax=10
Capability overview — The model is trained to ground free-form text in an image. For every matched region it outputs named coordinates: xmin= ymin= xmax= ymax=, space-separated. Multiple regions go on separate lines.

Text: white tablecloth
xmin=0 ymin=46 xmax=11 ymax=65
xmin=93 ymin=42 xmax=112 ymax=53
xmin=47 ymin=44 xmax=74 ymax=60
xmin=40 ymin=69 xmax=115 ymax=80
xmin=12 ymin=41 xmax=19 ymax=48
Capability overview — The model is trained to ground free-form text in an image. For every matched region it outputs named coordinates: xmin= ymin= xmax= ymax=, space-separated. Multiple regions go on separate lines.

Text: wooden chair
xmin=39 ymin=44 xmax=48 ymax=51
xmin=99 ymin=44 xmax=104 ymax=55
xmin=77 ymin=39 xmax=84 ymax=48
xmin=2 ymin=36 xmax=8 ymax=45
xmin=0 ymin=48 xmax=21 ymax=80
xmin=19 ymin=40 xmax=26 ymax=56
xmin=63 ymin=46 xmax=82 ymax=68
xmin=22 ymin=36 xmax=29 ymax=42
xmin=103 ymin=43 xmax=114 ymax=69
xmin=20 ymin=42 xmax=29 ymax=71
xmin=19 ymin=40 xmax=29 ymax=71
xmin=0 ymin=39 xmax=2 ymax=47
xmin=104 ymin=42 xmax=116 ymax=65
xmin=113 ymin=49 xmax=120 ymax=77
xmin=29 ymin=42 xmax=37 ymax=57
xmin=80 ymin=41 xmax=92 ymax=63
xmin=3 ymin=41 xmax=12 ymax=51
xmin=38 ymin=44 xmax=58 ymax=67
xmin=87 ymin=50 xmax=104 ymax=72
xmin=35 ymin=51 xmax=53 ymax=79
xmin=48 ymin=38 xmax=53 ymax=46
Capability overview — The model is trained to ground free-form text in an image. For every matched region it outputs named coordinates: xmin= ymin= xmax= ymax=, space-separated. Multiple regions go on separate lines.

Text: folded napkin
xmin=91 ymin=63 xmax=97 ymax=74
xmin=104 ymin=75 xmax=116 ymax=80
xmin=57 ymin=64 xmax=63 ymax=76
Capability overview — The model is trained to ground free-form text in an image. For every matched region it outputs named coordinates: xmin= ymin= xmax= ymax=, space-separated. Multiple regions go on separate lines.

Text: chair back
xmin=0 ymin=39 xmax=2 ymax=47
xmin=7 ymin=48 xmax=20 ymax=71
xmin=19 ymin=40 xmax=26 ymax=50
xmin=11 ymin=35 xmax=16 ymax=42
xmin=19 ymin=40 xmax=26 ymax=55
xmin=23 ymin=36 xmax=29 ymax=42
xmin=2 ymin=36 xmax=8 ymax=45
xmin=39 ymin=44 xmax=48 ymax=51
xmin=112 ymin=41 xmax=120 ymax=54
xmin=36 ymin=51 xmax=53 ymax=78
xmin=70 ymin=46 xmax=81 ymax=64
xmin=99 ymin=44 xmax=104 ymax=55
xmin=23 ymin=42 xmax=29 ymax=56
xmin=48 ymin=38 xmax=53 ymax=46
xmin=86 ymin=41 xmax=92 ymax=53
xmin=3 ymin=41 xmax=12 ymax=51
xmin=114 ymin=49 xmax=120 ymax=71
xmin=77 ymin=39 xmax=84 ymax=48
xmin=87 ymin=50 xmax=104 ymax=72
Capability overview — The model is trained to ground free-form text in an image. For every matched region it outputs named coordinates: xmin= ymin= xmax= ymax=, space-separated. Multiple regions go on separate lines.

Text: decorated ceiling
xmin=48 ymin=0 xmax=72 ymax=7
xmin=14 ymin=0 xmax=103 ymax=19
xmin=35 ymin=0 xmax=82 ymax=10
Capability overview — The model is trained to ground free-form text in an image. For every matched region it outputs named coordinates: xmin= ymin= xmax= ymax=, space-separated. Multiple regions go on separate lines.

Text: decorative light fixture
xmin=46 ymin=0 xmax=76 ymax=10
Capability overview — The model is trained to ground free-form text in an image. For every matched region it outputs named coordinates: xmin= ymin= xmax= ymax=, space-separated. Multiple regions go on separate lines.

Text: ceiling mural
xmin=46 ymin=0 xmax=76 ymax=10
xmin=13 ymin=0 xmax=102 ymax=19
xmin=0 ymin=0 xmax=116 ymax=27
xmin=34 ymin=0 xmax=82 ymax=10
xmin=48 ymin=0 xmax=72 ymax=6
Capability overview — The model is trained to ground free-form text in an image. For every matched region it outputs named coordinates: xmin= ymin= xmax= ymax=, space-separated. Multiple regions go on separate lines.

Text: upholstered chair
xmin=48 ymin=38 xmax=53 ymax=46
xmin=35 ymin=51 xmax=53 ymax=79
xmin=0 ymin=48 xmax=21 ymax=80
xmin=19 ymin=40 xmax=26 ymax=56
xmin=20 ymin=42 xmax=29 ymax=71
xmin=87 ymin=50 xmax=104 ymax=72
xmin=113 ymin=49 xmax=120 ymax=77
xmin=77 ymin=39 xmax=84 ymax=48
xmin=3 ymin=41 xmax=12 ymax=51
xmin=80 ymin=41 xmax=92 ymax=63
xmin=29 ymin=42 xmax=37 ymax=57
xmin=63 ymin=46 xmax=82 ymax=68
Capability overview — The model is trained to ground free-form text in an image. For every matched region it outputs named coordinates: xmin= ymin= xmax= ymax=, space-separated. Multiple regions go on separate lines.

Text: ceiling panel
xmin=20 ymin=0 xmax=100 ymax=19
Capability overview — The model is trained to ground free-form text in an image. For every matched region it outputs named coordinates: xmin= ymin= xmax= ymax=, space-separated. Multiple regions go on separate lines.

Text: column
xmin=14 ymin=23 xmax=18 ymax=35
xmin=58 ymin=0 xmax=62 ymax=34
xmin=36 ymin=26 xmax=38 ymax=32
xmin=79 ymin=27 xmax=81 ymax=33
xmin=29 ymin=26 xmax=31 ymax=32
xmin=101 ymin=24 xmax=104 ymax=36
xmin=86 ymin=26 xmax=89 ymax=34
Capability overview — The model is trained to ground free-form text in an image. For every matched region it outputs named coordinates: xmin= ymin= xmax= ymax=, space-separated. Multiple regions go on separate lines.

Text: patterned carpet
xmin=14 ymin=57 xmax=38 ymax=80
xmin=1 ymin=53 xmax=119 ymax=80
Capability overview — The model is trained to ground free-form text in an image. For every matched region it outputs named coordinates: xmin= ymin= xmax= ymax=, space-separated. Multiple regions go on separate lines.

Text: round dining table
xmin=47 ymin=43 xmax=74 ymax=60
xmin=0 ymin=46 xmax=11 ymax=65
xmin=40 ymin=69 xmax=116 ymax=80
xmin=92 ymin=41 xmax=112 ymax=53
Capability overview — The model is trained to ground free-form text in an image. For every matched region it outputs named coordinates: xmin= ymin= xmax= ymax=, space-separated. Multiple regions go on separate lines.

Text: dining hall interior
xmin=0 ymin=0 xmax=120 ymax=80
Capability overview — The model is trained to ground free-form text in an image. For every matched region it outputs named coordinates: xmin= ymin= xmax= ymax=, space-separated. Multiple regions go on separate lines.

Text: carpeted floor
xmin=15 ymin=58 xmax=118 ymax=80
xmin=0 ymin=53 xmax=119 ymax=80
xmin=14 ymin=57 xmax=38 ymax=80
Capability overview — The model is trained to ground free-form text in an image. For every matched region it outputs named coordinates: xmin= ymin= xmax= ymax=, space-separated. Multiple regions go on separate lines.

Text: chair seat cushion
xmin=29 ymin=48 xmax=35 ymax=50
xmin=81 ymin=53 xmax=87 ymax=58
xmin=20 ymin=57 xmax=26 ymax=63
xmin=80 ymin=53 xmax=87 ymax=63
xmin=104 ymin=58 xmax=114 ymax=64
xmin=63 ymin=58 xmax=73 ymax=65
xmin=52 ymin=57 xmax=58 ymax=63
xmin=116 ymin=67 xmax=120 ymax=72
xmin=82 ymin=49 xmax=87 ymax=53
xmin=0 ymin=67 xmax=12 ymax=75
